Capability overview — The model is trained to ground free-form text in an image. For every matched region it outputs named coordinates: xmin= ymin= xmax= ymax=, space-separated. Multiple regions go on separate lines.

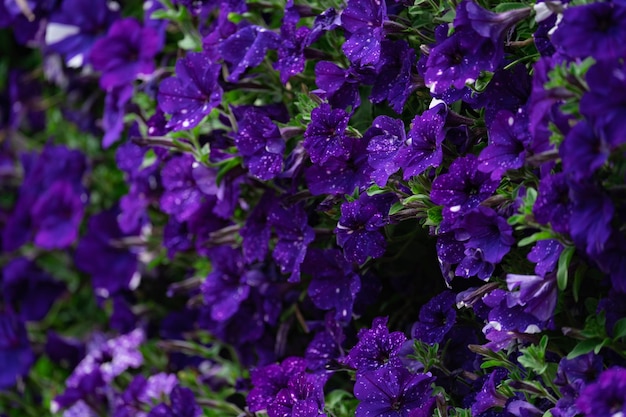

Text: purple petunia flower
xmin=314 ymin=61 xmax=373 ymax=110
xmin=478 ymin=109 xmax=531 ymax=180
xmin=158 ymin=52 xmax=223 ymax=132
xmin=344 ymin=317 xmax=406 ymax=374
xmin=411 ymin=291 xmax=457 ymax=344
xmin=304 ymin=249 xmax=361 ymax=322
xmin=235 ymin=110 xmax=285 ymax=180
xmin=551 ymin=2 xmax=626 ymax=61
xmin=533 ymin=173 xmax=571 ymax=235
xmin=90 ymin=18 xmax=160 ymax=90
xmin=268 ymin=201 xmax=315 ymax=282
xmin=267 ymin=373 xmax=328 ymax=417
xmin=455 ymin=206 xmax=515 ymax=265
xmin=341 ymin=0 xmax=387 ymax=66
xmin=219 ymin=25 xmax=280 ymax=82
xmin=576 ymin=367 xmax=626 ymax=417
xmin=45 ymin=0 xmax=119 ymax=67
xmin=336 ymin=193 xmax=396 ymax=265
xmin=159 ymin=154 xmax=208 ymax=222
xmin=248 ymin=357 xmax=307 ymax=412
xmin=560 ymin=120 xmax=610 ymax=181
xmin=148 ymin=385 xmax=201 ymax=417
xmin=2 ymin=258 xmax=65 ymax=322
xmin=527 ymin=239 xmax=563 ymax=277
xmin=74 ymin=209 xmax=140 ymax=298
xmin=354 ymin=366 xmax=434 ymax=417
xmin=366 ymin=115 xmax=406 ymax=186
xmin=431 ymin=154 xmax=499 ymax=219
xmin=305 ymin=314 xmax=346 ymax=371
xmin=506 ymin=273 xmax=557 ymax=322
xmin=370 ymin=40 xmax=419 ymax=113
xmin=471 ymin=369 xmax=509 ymax=415
xmin=304 ymin=104 xmax=351 ymax=165
xmin=102 ymin=83 xmax=134 ymax=148
xmin=0 ymin=310 xmax=34 ymax=389
xmin=397 ymin=104 xmax=447 ymax=179
xmin=568 ymin=180 xmax=614 ymax=256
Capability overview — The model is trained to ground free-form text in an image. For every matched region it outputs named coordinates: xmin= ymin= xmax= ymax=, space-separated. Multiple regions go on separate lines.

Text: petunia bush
xmin=1 ymin=0 xmax=626 ymax=416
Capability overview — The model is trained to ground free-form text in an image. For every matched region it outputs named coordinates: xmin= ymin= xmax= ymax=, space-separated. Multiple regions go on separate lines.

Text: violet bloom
xmin=314 ymin=61 xmax=372 ymax=110
xmin=411 ymin=291 xmax=456 ymax=344
xmin=471 ymin=369 xmax=509 ymax=415
xmin=532 ymin=173 xmax=571 ymax=235
xmin=158 ymin=52 xmax=223 ymax=131
xmin=268 ymin=201 xmax=315 ymax=283
xmin=2 ymin=258 xmax=64 ymax=322
xmin=551 ymin=2 xmax=626 ymax=61
xmin=267 ymin=373 xmax=327 ymax=417
xmin=248 ymin=357 xmax=307 ymax=412
xmin=303 ymin=249 xmax=361 ymax=322
xmin=2 ymin=144 xmax=87 ymax=252
xmin=45 ymin=0 xmax=119 ymax=67
xmin=305 ymin=136 xmax=372 ymax=196
xmin=305 ymin=314 xmax=346 ymax=371
xmin=506 ymin=273 xmax=557 ymax=322
xmin=370 ymin=40 xmax=418 ymax=114
xmin=304 ymin=104 xmax=351 ymax=165
xmin=430 ymin=154 xmax=499 ymax=219
xmin=365 ymin=115 xmax=406 ymax=186
xmin=527 ymin=239 xmax=563 ymax=277
xmin=336 ymin=193 xmax=396 ymax=265
xmin=560 ymin=120 xmax=610 ymax=181
xmin=235 ymin=110 xmax=285 ymax=180
xmin=201 ymin=246 xmax=252 ymax=321
xmin=219 ymin=25 xmax=280 ymax=82
xmin=576 ymin=367 xmax=626 ymax=417
xmin=478 ymin=109 xmax=531 ymax=181
xmin=341 ymin=0 xmax=387 ymax=66
xmin=580 ymin=60 xmax=626 ymax=148
xmin=275 ymin=6 xmax=310 ymax=84
xmin=74 ymin=209 xmax=140 ymax=298
xmin=354 ymin=367 xmax=434 ymax=417
xmin=569 ymin=180 xmax=614 ymax=256
xmin=159 ymin=154 xmax=208 ymax=222
xmin=90 ymin=18 xmax=160 ymax=90
xmin=102 ymin=84 xmax=134 ymax=148
xmin=148 ymin=385 xmax=201 ymax=417
xmin=456 ymin=206 xmax=515 ymax=264
xmin=0 ymin=310 xmax=34 ymax=389
xmin=344 ymin=317 xmax=406 ymax=374
xmin=397 ymin=104 xmax=446 ymax=179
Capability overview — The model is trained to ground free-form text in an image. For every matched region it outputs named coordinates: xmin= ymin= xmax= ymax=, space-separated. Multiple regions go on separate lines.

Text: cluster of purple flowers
xmin=2 ymin=0 xmax=626 ymax=417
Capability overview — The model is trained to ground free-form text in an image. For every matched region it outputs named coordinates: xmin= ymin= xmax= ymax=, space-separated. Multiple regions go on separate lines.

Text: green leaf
xmin=518 ymin=230 xmax=554 ymax=247
xmin=389 ymin=202 xmax=405 ymax=216
xmin=426 ymin=206 xmax=443 ymax=225
xmin=613 ymin=318 xmax=626 ymax=340
xmin=557 ymin=245 xmax=575 ymax=291
xmin=494 ymin=3 xmax=530 ymax=12
xmin=140 ymin=149 xmax=158 ymax=170
xmin=567 ymin=338 xmax=603 ymax=359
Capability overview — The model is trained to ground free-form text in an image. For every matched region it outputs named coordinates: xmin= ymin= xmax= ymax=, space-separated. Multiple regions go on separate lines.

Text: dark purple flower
xmin=2 ymin=144 xmax=87 ymax=252
xmin=0 ymin=310 xmax=34 ymax=389
xmin=506 ymin=273 xmax=557 ymax=322
xmin=248 ymin=357 xmax=307 ymax=412
xmin=569 ymin=180 xmax=614 ymax=256
xmin=533 ymin=173 xmax=571 ymax=235
xmin=158 ymin=52 xmax=223 ymax=131
xmin=341 ymin=0 xmax=387 ymax=66
xmin=354 ymin=367 xmax=434 ymax=417
xmin=560 ymin=120 xmax=610 ymax=181
xmin=471 ymin=369 xmax=509 ymax=415
xmin=576 ymin=367 xmax=626 ymax=417
xmin=2 ymin=258 xmax=64 ymax=322
xmin=275 ymin=6 xmax=310 ymax=84
xmin=45 ymin=0 xmax=119 ymax=67
xmin=102 ymin=84 xmax=134 ymax=148
xmin=554 ymin=352 xmax=603 ymax=395
xmin=455 ymin=247 xmax=496 ymax=281
xmin=304 ymin=249 xmax=361 ymax=322
xmin=551 ymin=2 xmax=626 ymax=60
xmin=45 ymin=332 xmax=85 ymax=370
xmin=370 ymin=40 xmax=419 ymax=113
xmin=305 ymin=314 xmax=346 ymax=371
xmin=267 ymin=373 xmax=327 ymax=417
xmin=344 ymin=317 xmax=406 ymax=373
xmin=314 ymin=61 xmax=372 ymax=109
xmin=201 ymin=246 xmax=252 ymax=321
xmin=148 ymin=385 xmax=201 ymax=417
xmin=235 ymin=110 xmax=285 ymax=180
xmin=219 ymin=25 xmax=280 ymax=82
xmin=456 ymin=206 xmax=515 ymax=264
xmin=431 ymin=154 xmax=499 ymax=218
xmin=411 ymin=291 xmax=457 ymax=344
xmin=366 ymin=115 xmax=406 ymax=186
xmin=159 ymin=154 xmax=208 ymax=222
xmin=90 ymin=18 xmax=160 ymax=90
xmin=580 ymin=60 xmax=626 ymax=148
xmin=304 ymin=104 xmax=351 ymax=165
xmin=528 ymin=239 xmax=563 ymax=277
xmin=305 ymin=136 xmax=372 ymax=195
xmin=478 ymin=109 xmax=531 ymax=180
xmin=336 ymin=193 xmax=396 ymax=265
xmin=397 ymin=104 xmax=446 ymax=179
xmin=74 ymin=209 xmax=140 ymax=298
